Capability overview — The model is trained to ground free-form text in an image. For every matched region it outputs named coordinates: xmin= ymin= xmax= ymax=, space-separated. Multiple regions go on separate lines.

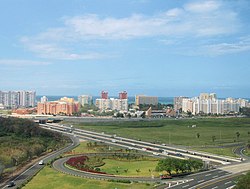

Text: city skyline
xmin=1 ymin=0 xmax=250 ymax=98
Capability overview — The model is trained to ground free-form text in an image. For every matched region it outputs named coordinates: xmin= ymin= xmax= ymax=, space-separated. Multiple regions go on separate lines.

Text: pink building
xmin=37 ymin=101 xmax=79 ymax=115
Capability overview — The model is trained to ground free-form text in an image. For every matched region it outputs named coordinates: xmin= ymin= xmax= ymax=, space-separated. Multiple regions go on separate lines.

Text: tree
xmin=212 ymin=136 xmax=216 ymax=142
xmin=196 ymin=133 xmax=200 ymax=139
xmin=236 ymin=132 xmax=240 ymax=141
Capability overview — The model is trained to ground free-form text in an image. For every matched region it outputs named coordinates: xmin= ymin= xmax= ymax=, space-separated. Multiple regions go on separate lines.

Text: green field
xmin=100 ymin=159 xmax=159 ymax=177
xmin=69 ymin=118 xmax=250 ymax=157
xmin=72 ymin=118 xmax=250 ymax=147
xmin=23 ymin=166 xmax=152 ymax=189
xmin=65 ymin=141 xmax=160 ymax=177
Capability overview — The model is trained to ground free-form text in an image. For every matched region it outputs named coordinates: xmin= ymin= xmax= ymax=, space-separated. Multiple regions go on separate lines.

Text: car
xmin=153 ymin=152 xmax=159 ymax=156
xmin=7 ymin=181 xmax=15 ymax=187
xmin=38 ymin=160 xmax=44 ymax=165
xmin=160 ymin=175 xmax=172 ymax=180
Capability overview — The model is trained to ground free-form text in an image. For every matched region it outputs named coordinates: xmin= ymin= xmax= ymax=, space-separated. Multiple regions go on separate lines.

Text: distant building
xmin=174 ymin=96 xmax=188 ymax=111
xmin=41 ymin=96 xmax=48 ymax=103
xmin=181 ymin=93 xmax=247 ymax=115
xmin=101 ymin=91 xmax=108 ymax=99
xmin=135 ymin=95 xmax=158 ymax=106
xmin=78 ymin=95 xmax=93 ymax=106
xmin=37 ymin=97 xmax=79 ymax=115
xmin=0 ymin=90 xmax=36 ymax=108
xmin=119 ymin=91 xmax=128 ymax=99
xmin=95 ymin=91 xmax=128 ymax=111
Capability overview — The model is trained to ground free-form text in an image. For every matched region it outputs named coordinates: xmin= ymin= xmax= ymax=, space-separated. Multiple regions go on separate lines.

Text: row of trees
xmin=155 ymin=158 xmax=203 ymax=175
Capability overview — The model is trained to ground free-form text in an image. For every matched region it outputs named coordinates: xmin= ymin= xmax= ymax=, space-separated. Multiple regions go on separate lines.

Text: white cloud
xmin=0 ymin=59 xmax=50 ymax=66
xmin=184 ymin=1 xmax=220 ymax=12
xmin=204 ymin=36 xmax=250 ymax=55
xmin=20 ymin=0 xmax=241 ymax=58
xmin=21 ymin=37 xmax=110 ymax=60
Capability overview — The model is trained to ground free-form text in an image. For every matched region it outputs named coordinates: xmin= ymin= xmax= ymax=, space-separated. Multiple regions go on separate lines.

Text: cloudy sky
xmin=1 ymin=0 xmax=250 ymax=98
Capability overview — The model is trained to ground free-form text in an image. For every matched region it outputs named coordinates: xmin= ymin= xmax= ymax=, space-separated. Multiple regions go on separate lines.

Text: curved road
xmin=0 ymin=135 xmax=79 ymax=189
xmin=53 ymin=154 xmax=162 ymax=182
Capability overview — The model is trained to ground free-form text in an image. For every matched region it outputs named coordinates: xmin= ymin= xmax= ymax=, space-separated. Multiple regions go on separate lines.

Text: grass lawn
xmin=243 ymin=148 xmax=250 ymax=156
xmin=191 ymin=146 xmax=238 ymax=157
xmin=23 ymin=166 xmax=152 ymax=189
xmin=65 ymin=141 xmax=129 ymax=155
xmin=100 ymin=159 xmax=159 ymax=177
xmin=72 ymin=118 xmax=250 ymax=147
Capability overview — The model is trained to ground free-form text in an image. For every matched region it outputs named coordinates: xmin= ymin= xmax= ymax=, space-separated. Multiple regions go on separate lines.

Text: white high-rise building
xmin=182 ymin=93 xmax=243 ymax=115
xmin=0 ymin=90 xmax=36 ymax=108
xmin=41 ymin=96 xmax=48 ymax=103
xmin=78 ymin=95 xmax=93 ymax=106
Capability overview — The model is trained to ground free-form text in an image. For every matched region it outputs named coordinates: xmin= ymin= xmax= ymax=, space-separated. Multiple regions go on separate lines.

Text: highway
xmin=41 ymin=123 xmax=241 ymax=165
xmin=0 ymin=135 xmax=79 ymax=189
xmin=39 ymin=123 xmax=250 ymax=189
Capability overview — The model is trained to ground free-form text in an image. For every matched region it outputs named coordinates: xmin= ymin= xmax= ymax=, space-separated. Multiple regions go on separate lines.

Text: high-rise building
xmin=78 ymin=95 xmax=93 ymax=106
xmin=182 ymin=93 xmax=243 ymax=115
xmin=174 ymin=96 xmax=188 ymax=111
xmin=41 ymin=96 xmax=48 ymax=103
xmin=101 ymin=91 xmax=108 ymax=99
xmin=119 ymin=91 xmax=128 ymax=99
xmin=135 ymin=95 xmax=158 ymax=106
xmin=0 ymin=90 xmax=36 ymax=108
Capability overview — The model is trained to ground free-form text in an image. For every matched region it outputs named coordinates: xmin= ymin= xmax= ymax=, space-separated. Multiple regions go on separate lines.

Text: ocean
xmin=36 ymin=96 xmax=174 ymax=105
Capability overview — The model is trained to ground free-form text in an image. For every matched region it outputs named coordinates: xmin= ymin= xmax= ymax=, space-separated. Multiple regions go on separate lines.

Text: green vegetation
xmin=0 ymin=117 xmax=68 ymax=179
xmin=65 ymin=141 xmax=160 ymax=177
xmin=71 ymin=118 xmax=250 ymax=146
xmin=100 ymin=158 xmax=158 ymax=176
xmin=192 ymin=147 xmax=238 ymax=157
xmin=240 ymin=107 xmax=250 ymax=117
xmin=69 ymin=118 xmax=250 ymax=156
xmin=234 ymin=171 xmax=250 ymax=189
xmin=155 ymin=158 xmax=203 ymax=175
xmin=22 ymin=166 xmax=152 ymax=189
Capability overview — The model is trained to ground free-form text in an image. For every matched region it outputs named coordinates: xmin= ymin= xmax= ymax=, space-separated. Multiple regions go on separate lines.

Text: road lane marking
xmin=218 ymin=170 xmax=224 ymax=173
xmin=211 ymin=186 xmax=218 ymax=189
xmin=212 ymin=175 xmax=219 ymax=178
xmin=182 ymin=184 xmax=189 ymax=188
xmin=205 ymin=174 xmax=211 ymax=176
xmin=197 ymin=174 xmax=239 ymax=189
xmin=198 ymin=179 xmax=204 ymax=183
xmin=225 ymin=181 xmax=232 ymax=185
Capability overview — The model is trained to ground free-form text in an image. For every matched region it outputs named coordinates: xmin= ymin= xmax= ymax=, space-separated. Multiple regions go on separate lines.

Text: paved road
xmin=43 ymin=123 xmax=241 ymax=165
xmin=0 ymin=135 xmax=79 ymax=189
xmin=53 ymin=154 xmax=161 ymax=182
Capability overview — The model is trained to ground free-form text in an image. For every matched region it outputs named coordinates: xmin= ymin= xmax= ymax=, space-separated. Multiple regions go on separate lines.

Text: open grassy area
xmin=72 ymin=118 xmax=250 ymax=147
xmin=69 ymin=141 xmax=126 ymax=154
xmin=65 ymin=141 xmax=160 ymax=177
xmin=23 ymin=166 xmax=152 ymax=189
xmin=101 ymin=159 xmax=159 ymax=177
xmin=191 ymin=146 xmax=238 ymax=157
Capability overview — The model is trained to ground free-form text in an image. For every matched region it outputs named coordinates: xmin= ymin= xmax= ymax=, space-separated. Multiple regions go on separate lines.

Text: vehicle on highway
xmin=38 ymin=160 xmax=44 ymax=165
xmin=7 ymin=181 xmax=15 ymax=187
xmin=160 ymin=175 xmax=172 ymax=180
xmin=153 ymin=152 xmax=159 ymax=156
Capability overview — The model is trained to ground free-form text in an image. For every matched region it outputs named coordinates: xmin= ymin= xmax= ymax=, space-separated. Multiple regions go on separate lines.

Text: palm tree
xmin=197 ymin=133 xmax=200 ymax=139
xmin=212 ymin=136 xmax=216 ymax=142
xmin=236 ymin=132 xmax=240 ymax=141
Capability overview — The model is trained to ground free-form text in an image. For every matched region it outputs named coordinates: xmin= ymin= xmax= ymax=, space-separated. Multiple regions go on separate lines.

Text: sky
xmin=0 ymin=0 xmax=250 ymax=98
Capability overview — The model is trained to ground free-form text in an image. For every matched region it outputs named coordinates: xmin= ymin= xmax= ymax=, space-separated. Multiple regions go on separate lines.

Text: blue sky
xmin=1 ymin=0 xmax=250 ymax=98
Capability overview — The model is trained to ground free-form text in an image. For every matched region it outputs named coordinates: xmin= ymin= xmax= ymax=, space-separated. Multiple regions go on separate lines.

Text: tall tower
xmin=119 ymin=91 xmax=127 ymax=99
xmin=101 ymin=91 xmax=108 ymax=99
